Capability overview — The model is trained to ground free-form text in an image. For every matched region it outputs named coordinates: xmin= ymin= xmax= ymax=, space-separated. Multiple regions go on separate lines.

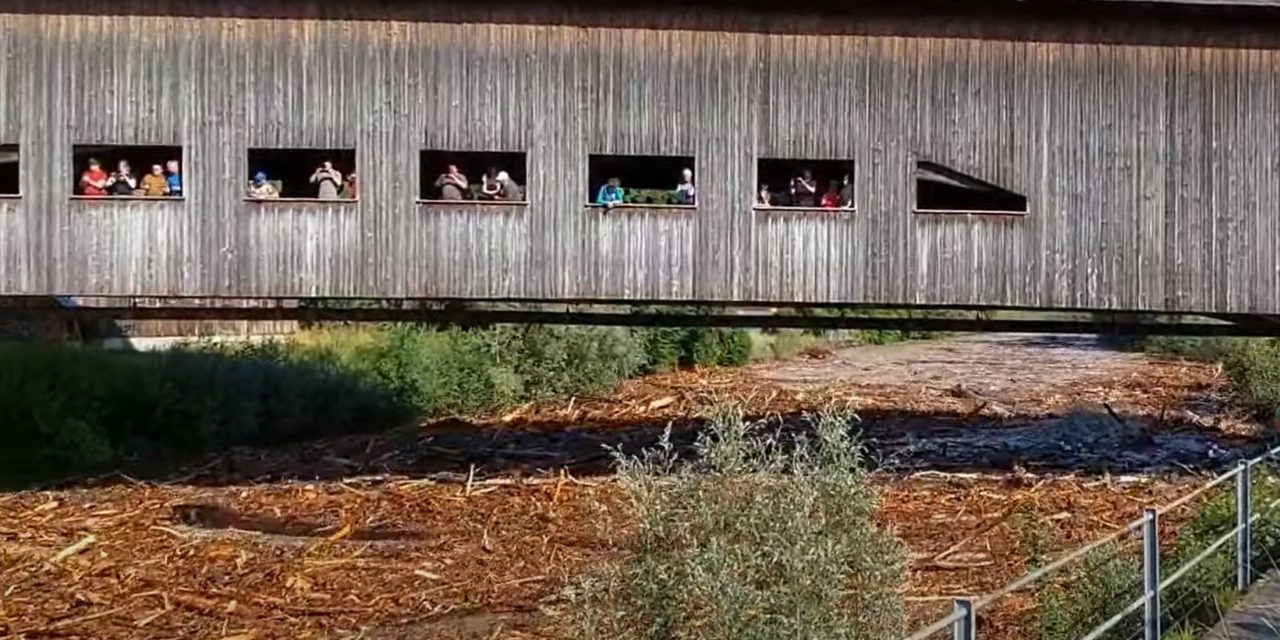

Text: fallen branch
xmin=30 ymin=605 xmax=131 ymax=631
xmin=49 ymin=534 xmax=96 ymax=564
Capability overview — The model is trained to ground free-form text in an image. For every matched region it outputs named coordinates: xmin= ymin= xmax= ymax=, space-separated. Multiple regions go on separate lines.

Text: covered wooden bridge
xmin=3 ymin=0 xmax=1280 ymax=329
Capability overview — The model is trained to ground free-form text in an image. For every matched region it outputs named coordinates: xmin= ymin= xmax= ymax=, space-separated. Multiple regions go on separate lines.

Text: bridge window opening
xmin=419 ymin=150 xmax=527 ymax=202
xmin=72 ymin=145 xmax=183 ymax=198
xmin=0 ymin=144 xmax=17 ymax=196
xmin=754 ymin=158 xmax=854 ymax=209
xmin=246 ymin=148 xmax=357 ymax=200
xmin=914 ymin=161 xmax=1026 ymax=214
xmin=587 ymin=154 xmax=696 ymax=207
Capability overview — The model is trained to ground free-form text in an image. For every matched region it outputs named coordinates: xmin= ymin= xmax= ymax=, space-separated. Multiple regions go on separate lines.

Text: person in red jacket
xmin=79 ymin=158 xmax=108 ymax=196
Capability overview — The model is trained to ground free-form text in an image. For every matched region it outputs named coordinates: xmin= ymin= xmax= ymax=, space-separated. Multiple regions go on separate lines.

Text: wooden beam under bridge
xmin=3 ymin=297 xmax=1280 ymax=337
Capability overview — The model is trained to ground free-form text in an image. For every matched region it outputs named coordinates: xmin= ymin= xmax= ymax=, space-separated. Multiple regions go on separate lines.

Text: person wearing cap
xmin=247 ymin=171 xmax=279 ymax=199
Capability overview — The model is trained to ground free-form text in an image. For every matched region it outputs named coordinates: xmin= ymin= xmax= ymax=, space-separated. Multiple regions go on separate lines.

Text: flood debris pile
xmin=0 ymin=334 xmax=1269 ymax=639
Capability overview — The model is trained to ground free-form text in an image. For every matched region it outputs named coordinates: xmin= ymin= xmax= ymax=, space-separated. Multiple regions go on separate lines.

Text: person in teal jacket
xmin=596 ymin=177 xmax=624 ymax=207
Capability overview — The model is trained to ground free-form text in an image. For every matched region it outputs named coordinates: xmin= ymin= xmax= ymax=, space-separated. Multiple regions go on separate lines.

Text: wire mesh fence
xmin=900 ymin=450 xmax=1280 ymax=640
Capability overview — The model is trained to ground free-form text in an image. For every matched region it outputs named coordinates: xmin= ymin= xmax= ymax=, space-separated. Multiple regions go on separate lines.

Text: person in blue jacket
xmin=596 ymin=176 xmax=624 ymax=208
xmin=165 ymin=160 xmax=182 ymax=198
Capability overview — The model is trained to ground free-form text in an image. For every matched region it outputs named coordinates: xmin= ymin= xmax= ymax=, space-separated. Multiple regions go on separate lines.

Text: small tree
xmin=570 ymin=407 xmax=906 ymax=640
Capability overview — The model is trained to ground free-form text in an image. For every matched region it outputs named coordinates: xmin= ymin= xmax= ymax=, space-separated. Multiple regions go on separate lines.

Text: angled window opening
xmin=914 ymin=161 xmax=1026 ymax=214
xmin=587 ymin=154 xmax=696 ymax=208
xmin=246 ymin=148 xmax=357 ymax=201
xmin=72 ymin=145 xmax=184 ymax=199
xmin=419 ymin=150 xmax=527 ymax=203
xmin=755 ymin=158 xmax=854 ymax=210
xmin=0 ymin=144 xmax=18 ymax=196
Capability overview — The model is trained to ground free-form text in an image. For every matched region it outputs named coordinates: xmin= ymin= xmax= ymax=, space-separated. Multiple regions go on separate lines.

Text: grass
xmin=567 ymin=407 xmax=906 ymax=640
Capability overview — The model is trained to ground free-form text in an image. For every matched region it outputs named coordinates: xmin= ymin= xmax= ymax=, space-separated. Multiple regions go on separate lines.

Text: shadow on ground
xmin=52 ymin=405 xmax=1262 ymax=490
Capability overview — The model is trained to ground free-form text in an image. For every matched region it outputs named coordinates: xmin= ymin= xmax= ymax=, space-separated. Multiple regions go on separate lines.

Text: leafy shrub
xmin=569 ymin=408 xmax=906 ymax=640
xmin=1032 ymin=541 xmax=1141 ymax=640
xmin=624 ymin=189 xmax=678 ymax=205
xmin=638 ymin=326 xmax=687 ymax=372
xmin=1026 ymin=469 xmax=1280 ymax=639
xmin=1220 ymin=341 xmax=1280 ymax=420
xmin=1132 ymin=336 xmax=1239 ymax=361
xmin=0 ymin=342 xmax=408 ymax=486
xmin=212 ymin=325 xmax=647 ymax=415
xmin=1158 ymin=468 xmax=1280 ymax=634
xmin=1140 ymin=336 xmax=1280 ymax=419
xmin=635 ymin=325 xmax=755 ymax=371
xmin=853 ymin=328 xmax=911 ymax=345
xmin=486 ymin=325 xmax=647 ymax=400
xmin=0 ymin=325 xmax=658 ymax=485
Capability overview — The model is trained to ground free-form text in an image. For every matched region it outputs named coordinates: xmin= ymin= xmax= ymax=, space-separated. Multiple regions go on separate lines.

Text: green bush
xmin=210 ymin=325 xmax=647 ymax=415
xmin=1026 ymin=470 xmax=1280 ymax=639
xmin=486 ymin=325 xmax=647 ymax=401
xmin=569 ymin=408 xmax=906 ymax=640
xmin=1220 ymin=341 xmax=1280 ymax=420
xmin=638 ymin=326 xmax=687 ymax=372
xmin=1139 ymin=336 xmax=1280 ymax=419
xmin=1131 ymin=336 xmax=1239 ymax=361
xmin=1158 ymin=468 xmax=1280 ymax=634
xmin=0 ymin=325 xmax=659 ymax=486
xmin=624 ymin=189 xmax=678 ymax=205
xmin=0 ymin=342 xmax=408 ymax=486
xmin=1032 ymin=541 xmax=1141 ymax=640
xmin=634 ymin=324 xmax=755 ymax=372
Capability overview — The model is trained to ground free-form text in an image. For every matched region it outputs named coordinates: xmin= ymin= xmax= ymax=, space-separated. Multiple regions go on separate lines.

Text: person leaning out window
xmin=106 ymin=160 xmax=137 ymax=196
xmin=434 ymin=165 xmax=468 ymax=199
xmin=79 ymin=158 xmax=108 ymax=197
xmin=791 ymin=169 xmax=817 ymax=207
xmin=166 ymin=160 xmax=182 ymax=198
xmin=495 ymin=171 xmax=521 ymax=201
xmin=310 ymin=161 xmax=343 ymax=200
xmin=596 ymin=177 xmax=624 ymax=209
xmin=140 ymin=164 xmax=170 ymax=197
xmin=342 ymin=172 xmax=358 ymax=199
xmin=675 ymin=168 xmax=696 ymax=205
xmin=247 ymin=171 xmax=280 ymax=199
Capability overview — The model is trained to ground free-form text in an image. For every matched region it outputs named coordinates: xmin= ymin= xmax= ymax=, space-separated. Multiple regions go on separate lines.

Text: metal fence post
xmin=1143 ymin=508 xmax=1161 ymax=640
xmin=952 ymin=598 xmax=975 ymax=640
xmin=1238 ymin=459 xmax=1253 ymax=591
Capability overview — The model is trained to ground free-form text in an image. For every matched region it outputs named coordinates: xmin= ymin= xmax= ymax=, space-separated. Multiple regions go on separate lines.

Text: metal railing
xmin=902 ymin=443 xmax=1280 ymax=640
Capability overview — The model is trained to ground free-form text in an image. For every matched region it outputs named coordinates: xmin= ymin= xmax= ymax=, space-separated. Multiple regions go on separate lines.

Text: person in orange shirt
xmin=140 ymin=164 xmax=170 ymax=197
xmin=79 ymin=158 xmax=108 ymax=196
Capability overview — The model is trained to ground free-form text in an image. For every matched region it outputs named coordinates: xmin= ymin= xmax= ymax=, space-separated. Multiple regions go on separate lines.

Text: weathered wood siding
xmin=3 ymin=1 xmax=1280 ymax=312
